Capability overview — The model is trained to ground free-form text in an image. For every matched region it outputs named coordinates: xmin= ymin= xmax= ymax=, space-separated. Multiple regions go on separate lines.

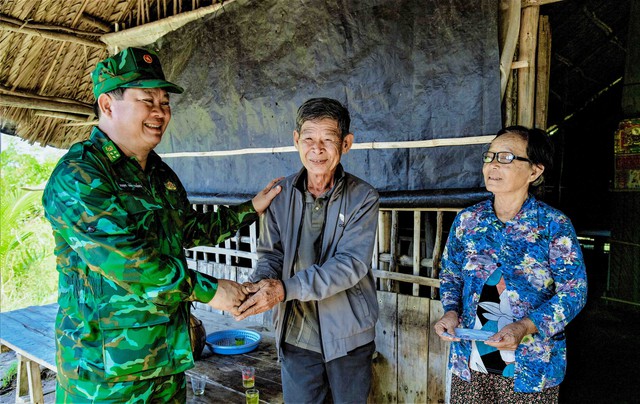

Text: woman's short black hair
xmin=496 ymin=125 xmax=554 ymax=172
xmin=295 ymin=98 xmax=350 ymax=138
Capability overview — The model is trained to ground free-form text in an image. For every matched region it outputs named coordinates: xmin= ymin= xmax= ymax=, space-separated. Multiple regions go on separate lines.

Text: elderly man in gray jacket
xmin=236 ymin=97 xmax=379 ymax=403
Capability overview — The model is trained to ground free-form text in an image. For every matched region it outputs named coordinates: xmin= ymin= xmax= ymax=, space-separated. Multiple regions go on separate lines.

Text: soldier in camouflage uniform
xmin=42 ymin=47 xmax=281 ymax=403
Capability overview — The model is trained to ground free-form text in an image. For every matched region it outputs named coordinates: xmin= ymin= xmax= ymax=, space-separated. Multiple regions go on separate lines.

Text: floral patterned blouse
xmin=439 ymin=195 xmax=587 ymax=393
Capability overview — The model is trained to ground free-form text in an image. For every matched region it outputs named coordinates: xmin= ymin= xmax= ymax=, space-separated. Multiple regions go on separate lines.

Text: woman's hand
xmin=434 ymin=310 xmax=461 ymax=341
xmin=485 ymin=318 xmax=537 ymax=350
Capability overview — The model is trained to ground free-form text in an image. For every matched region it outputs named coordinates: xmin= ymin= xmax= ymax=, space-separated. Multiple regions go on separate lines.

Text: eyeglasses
xmin=482 ymin=151 xmax=531 ymax=164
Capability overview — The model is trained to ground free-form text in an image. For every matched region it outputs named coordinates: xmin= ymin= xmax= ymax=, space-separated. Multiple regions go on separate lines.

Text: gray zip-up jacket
xmin=250 ymin=164 xmax=379 ymax=362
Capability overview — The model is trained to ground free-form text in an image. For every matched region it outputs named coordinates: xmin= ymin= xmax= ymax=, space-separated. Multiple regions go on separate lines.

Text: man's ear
xmin=293 ymin=130 xmax=300 ymax=150
xmin=342 ymin=133 xmax=354 ymax=154
xmin=97 ymin=93 xmax=112 ymax=117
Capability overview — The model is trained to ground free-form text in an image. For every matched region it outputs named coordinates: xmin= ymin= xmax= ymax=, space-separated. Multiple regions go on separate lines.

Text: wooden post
xmin=535 ymin=15 xmax=551 ymax=129
xmin=397 ymin=295 xmax=430 ymax=403
xmin=249 ymin=223 xmax=257 ymax=270
xmin=389 ymin=210 xmax=399 ymax=293
xmin=16 ymin=355 xmax=44 ymax=404
xmin=412 ymin=211 xmax=421 ymax=296
xmin=378 ymin=211 xmax=391 ymax=291
xmin=431 ymin=211 xmax=444 ymax=298
xmin=517 ymin=5 xmax=540 ymax=127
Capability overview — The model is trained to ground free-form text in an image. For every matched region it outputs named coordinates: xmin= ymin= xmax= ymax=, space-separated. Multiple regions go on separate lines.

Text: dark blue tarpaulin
xmin=155 ymin=0 xmax=501 ymax=199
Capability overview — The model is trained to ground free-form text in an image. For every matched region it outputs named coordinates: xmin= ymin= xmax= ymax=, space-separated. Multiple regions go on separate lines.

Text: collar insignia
xmin=102 ymin=141 xmax=121 ymax=162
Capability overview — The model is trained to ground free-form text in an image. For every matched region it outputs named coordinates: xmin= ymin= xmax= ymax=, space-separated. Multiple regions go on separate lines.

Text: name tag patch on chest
xmin=118 ymin=182 xmax=143 ymax=191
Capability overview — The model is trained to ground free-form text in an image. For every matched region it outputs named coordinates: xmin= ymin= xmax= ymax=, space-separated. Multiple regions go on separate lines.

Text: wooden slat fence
xmin=187 ymin=203 xmax=461 ymax=403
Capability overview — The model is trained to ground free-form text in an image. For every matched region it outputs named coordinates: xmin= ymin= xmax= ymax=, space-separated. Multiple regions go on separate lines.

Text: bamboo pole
xmin=521 ymin=0 xmax=563 ymax=6
xmin=39 ymin=43 xmax=67 ymax=95
xmin=70 ymin=0 xmax=91 ymax=28
xmin=517 ymin=5 xmax=540 ymax=127
xmin=0 ymin=85 xmax=92 ymax=107
xmin=79 ymin=14 xmax=111 ymax=32
xmin=0 ymin=94 xmax=93 ymax=116
xmin=499 ymin=0 xmax=521 ymax=101
xmin=34 ymin=111 xmax=88 ymax=121
xmin=101 ymin=0 xmax=239 ymax=48
xmin=60 ymin=121 xmax=98 ymax=127
xmin=0 ymin=13 xmax=102 ymax=36
xmin=158 ymin=135 xmax=496 ymax=159
xmin=504 ymin=65 xmax=516 ymax=126
xmin=535 ymin=15 xmax=551 ymax=129
xmin=0 ymin=21 xmax=105 ymax=48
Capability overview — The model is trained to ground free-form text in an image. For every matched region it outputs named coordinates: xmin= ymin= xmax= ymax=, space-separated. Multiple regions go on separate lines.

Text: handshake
xmin=207 ymin=279 xmax=285 ymax=321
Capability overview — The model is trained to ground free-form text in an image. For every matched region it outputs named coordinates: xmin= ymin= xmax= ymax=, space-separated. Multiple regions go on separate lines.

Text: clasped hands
xmin=207 ymin=278 xmax=285 ymax=319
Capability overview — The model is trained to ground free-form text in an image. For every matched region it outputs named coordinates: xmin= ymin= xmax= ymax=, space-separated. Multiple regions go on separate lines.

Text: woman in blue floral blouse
xmin=434 ymin=126 xmax=587 ymax=403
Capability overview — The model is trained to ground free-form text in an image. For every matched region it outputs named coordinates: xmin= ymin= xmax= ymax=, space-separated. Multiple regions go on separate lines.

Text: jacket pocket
xmin=347 ymin=283 xmax=370 ymax=318
xmin=96 ymin=304 xmax=171 ymax=379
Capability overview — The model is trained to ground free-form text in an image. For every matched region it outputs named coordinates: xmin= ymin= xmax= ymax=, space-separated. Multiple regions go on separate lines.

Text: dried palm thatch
xmin=0 ymin=0 xmax=232 ymax=149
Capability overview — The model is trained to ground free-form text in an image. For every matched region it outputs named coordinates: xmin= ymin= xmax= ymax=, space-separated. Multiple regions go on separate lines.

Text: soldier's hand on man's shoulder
xmin=252 ymin=177 xmax=284 ymax=215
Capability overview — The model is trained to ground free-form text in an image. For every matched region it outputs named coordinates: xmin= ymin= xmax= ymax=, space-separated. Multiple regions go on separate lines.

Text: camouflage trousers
xmin=56 ymin=372 xmax=186 ymax=403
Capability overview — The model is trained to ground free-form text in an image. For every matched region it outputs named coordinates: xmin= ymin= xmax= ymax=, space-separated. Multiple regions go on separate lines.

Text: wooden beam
xmin=372 ymin=269 xmax=441 ymax=288
xmin=517 ymin=6 xmax=540 ymax=127
xmin=101 ymin=0 xmax=239 ymax=49
xmin=0 ymin=94 xmax=93 ymax=116
xmin=0 ymin=20 xmax=105 ymax=48
xmin=535 ymin=16 xmax=551 ymax=129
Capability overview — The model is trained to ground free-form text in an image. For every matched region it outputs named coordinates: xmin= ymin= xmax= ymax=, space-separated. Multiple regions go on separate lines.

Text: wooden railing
xmin=186 ymin=203 xmax=462 ymax=403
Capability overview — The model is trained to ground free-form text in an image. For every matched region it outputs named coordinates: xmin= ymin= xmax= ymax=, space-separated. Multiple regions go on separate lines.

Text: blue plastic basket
xmin=205 ymin=329 xmax=261 ymax=355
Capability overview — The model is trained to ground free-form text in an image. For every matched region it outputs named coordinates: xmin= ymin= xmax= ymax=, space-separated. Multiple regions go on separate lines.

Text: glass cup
xmin=245 ymin=388 xmax=259 ymax=404
xmin=190 ymin=374 xmax=207 ymax=396
xmin=242 ymin=366 xmax=255 ymax=388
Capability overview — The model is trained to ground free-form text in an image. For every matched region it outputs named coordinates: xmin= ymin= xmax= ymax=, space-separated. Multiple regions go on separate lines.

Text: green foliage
xmin=1 ymin=142 xmax=60 ymax=312
xmin=0 ymin=361 xmax=17 ymax=389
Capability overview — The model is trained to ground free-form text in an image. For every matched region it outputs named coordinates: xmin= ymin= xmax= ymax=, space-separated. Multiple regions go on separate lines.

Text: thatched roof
xmin=0 ymin=0 xmax=631 ymax=149
xmin=0 ymin=0 xmax=235 ymax=149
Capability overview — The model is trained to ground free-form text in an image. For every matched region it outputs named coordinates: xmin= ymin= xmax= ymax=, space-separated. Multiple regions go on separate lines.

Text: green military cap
xmin=91 ymin=47 xmax=184 ymax=99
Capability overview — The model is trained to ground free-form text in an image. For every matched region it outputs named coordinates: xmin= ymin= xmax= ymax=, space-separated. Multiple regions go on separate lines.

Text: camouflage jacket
xmin=43 ymin=127 xmax=257 ymax=384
